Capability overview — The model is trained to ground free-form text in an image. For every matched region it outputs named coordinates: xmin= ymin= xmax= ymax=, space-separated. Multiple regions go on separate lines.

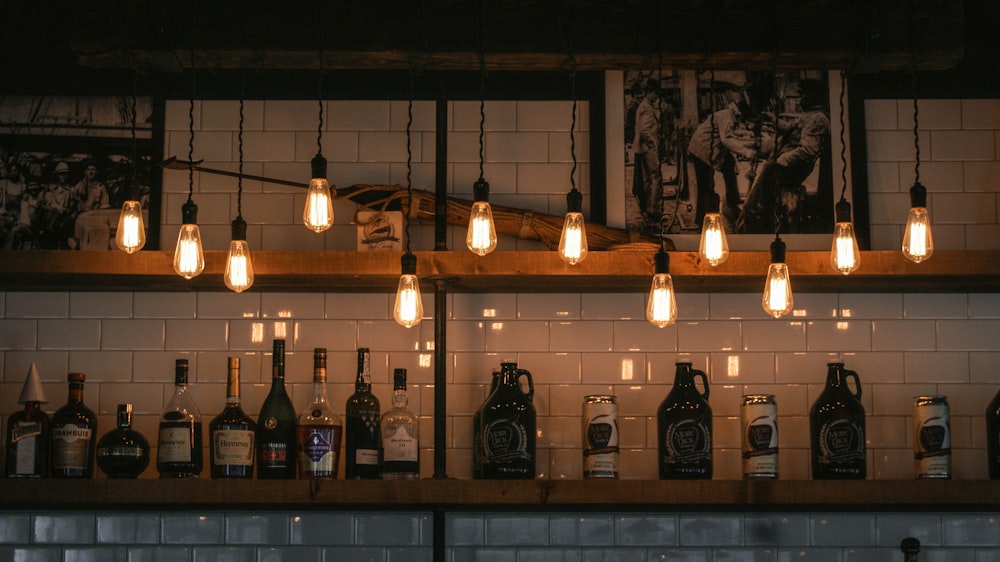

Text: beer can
xmin=741 ymin=394 xmax=779 ymax=479
xmin=583 ymin=395 xmax=619 ymax=478
xmin=913 ymin=395 xmax=951 ymax=479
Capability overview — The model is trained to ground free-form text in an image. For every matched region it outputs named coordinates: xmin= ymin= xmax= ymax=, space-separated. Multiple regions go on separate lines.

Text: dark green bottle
xmin=256 ymin=339 xmax=297 ymax=479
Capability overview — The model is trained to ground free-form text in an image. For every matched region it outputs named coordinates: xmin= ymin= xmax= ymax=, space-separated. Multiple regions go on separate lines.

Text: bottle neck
xmin=313 ymin=378 xmax=329 ymax=404
xmin=392 ymin=388 xmax=408 ymax=409
xmin=826 ymin=366 xmax=844 ymax=387
xmin=226 ymin=367 xmax=241 ymax=404
xmin=68 ymin=382 xmax=84 ymax=403
xmin=673 ymin=366 xmax=694 ymax=387
xmin=117 ymin=412 xmax=132 ymax=429
xmin=23 ymin=401 xmax=42 ymax=413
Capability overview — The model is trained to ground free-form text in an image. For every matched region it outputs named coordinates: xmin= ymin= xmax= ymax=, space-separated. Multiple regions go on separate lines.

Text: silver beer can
xmin=742 ymin=394 xmax=779 ymax=479
xmin=583 ymin=395 xmax=619 ymax=478
xmin=913 ymin=395 xmax=951 ymax=479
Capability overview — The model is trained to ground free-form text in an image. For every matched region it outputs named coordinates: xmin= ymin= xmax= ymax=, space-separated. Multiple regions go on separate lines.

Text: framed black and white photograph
xmin=608 ymin=69 xmax=859 ymax=250
xmin=0 ymin=96 xmax=160 ymax=250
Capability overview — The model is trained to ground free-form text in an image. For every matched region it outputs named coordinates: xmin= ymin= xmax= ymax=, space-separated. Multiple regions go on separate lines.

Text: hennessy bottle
xmin=810 ymin=362 xmax=866 ymax=479
xmin=157 ymin=359 xmax=203 ymax=478
xmin=209 ymin=357 xmax=256 ymax=478
xmin=656 ymin=362 xmax=713 ymax=479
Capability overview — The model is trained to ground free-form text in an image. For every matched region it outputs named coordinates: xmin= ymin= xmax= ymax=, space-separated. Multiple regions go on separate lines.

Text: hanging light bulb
xmin=645 ymin=249 xmax=678 ymax=328
xmin=762 ymin=236 xmax=793 ymax=318
xmin=224 ymin=217 xmax=254 ymax=292
xmin=698 ymin=193 xmax=729 ymax=266
xmin=394 ymin=253 xmax=423 ymax=328
xmin=115 ymin=200 xmax=146 ymax=254
xmin=559 ymin=188 xmax=588 ymax=265
xmin=831 ymin=199 xmax=860 ymax=274
xmin=467 ymin=179 xmax=497 ymax=256
xmin=173 ymin=200 xmax=205 ymax=279
xmin=902 ymin=184 xmax=933 ymax=264
xmin=303 ymin=154 xmax=334 ymax=232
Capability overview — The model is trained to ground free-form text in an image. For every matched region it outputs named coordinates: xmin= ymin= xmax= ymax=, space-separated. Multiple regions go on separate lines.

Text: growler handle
xmin=845 ymin=369 xmax=862 ymax=400
xmin=692 ymin=368 xmax=710 ymax=400
xmin=517 ymin=368 xmax=535 ymax=401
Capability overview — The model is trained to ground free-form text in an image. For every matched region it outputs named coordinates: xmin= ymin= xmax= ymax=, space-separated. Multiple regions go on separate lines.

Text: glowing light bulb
xmin=645 ymin=249 xmax=677 ymax=328
xmin=225 ymin=218 xmax=254 ymax=293
xmin=558 ymin=189 xmax=588 ymax=265
xmin=830 ymin=200 xmax=860 ymax=274
xmin=466 ymin=179 xmax=497 ymax=256
xmin=173 ymin=201 xmax=204 ymax=279
xmin=762 ymin=236 xmax=793 ymax=318
xmin=902 ymin=183 xmax=933 ymax=263
xmin=699 ymin=213 xmax=729 ymax=267
xmin=393 ymin=254 xmax=423 ymax=328
xmin=303 ymin=154 xmax=334 ymax=232
xmin=115 ymin=200 xmax=146 ymax=254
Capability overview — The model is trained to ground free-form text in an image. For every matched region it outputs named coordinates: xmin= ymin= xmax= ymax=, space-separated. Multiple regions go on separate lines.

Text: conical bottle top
xmin=18 ymin=362 xmax=48 ymax=404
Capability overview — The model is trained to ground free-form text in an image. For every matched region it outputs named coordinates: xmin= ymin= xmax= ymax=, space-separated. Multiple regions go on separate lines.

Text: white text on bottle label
xmin=53 ymin=424 xmax=92 ymax=470
xmin=384 ymin=427 xmax=417 ymax=462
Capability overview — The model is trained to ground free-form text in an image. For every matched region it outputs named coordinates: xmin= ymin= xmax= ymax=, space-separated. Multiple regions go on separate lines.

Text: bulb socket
xmin=473 ymin=179 xmax=490 ymax=203
xmin=835 ymin=199 xmax=853 ymax=223
xmin=770 ymin=237 xmax=787 ymax=264
xmin=181 ymin=200 xmax=198 ymax=225
xmin=401 ymin=252 xmax=417 ymax=275
xmin=566 ymin=188 xmax=583 ymax=213
xmin=231 ymin=216 xmax=247 ymax=241
xmin=654 ymin=248 xmax=670 ymax=274
xmin=707 ymin=192 xmax=721 ymax=214
xmin=909 ymin=182 xmax=927 ymax=208
xmin=311 ymin=154 xmax=328 ymax=180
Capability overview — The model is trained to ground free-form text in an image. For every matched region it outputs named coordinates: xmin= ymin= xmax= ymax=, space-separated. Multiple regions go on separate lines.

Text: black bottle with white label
xmin=810 ymin=362 xmax=867 ymax=479
xmin=656 ymin=362 xmax=713 ymax=479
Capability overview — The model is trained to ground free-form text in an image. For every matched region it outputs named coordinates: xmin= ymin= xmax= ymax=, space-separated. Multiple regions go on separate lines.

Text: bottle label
xmin=384 ymin=426 xmax=418 ymax=462
xmin=13 ymin=422 xmax=40 ymax=474
xmin=818 ymin=418 xmax=865 ymax=463
xmin=355 ymin=448 xmax=380 ymax=466
xmin=300 ymin=427 xmax=341 ymax=474
xmin=53 ymin=423 xmax=92 ymax=470
xmin=260 ymin=443 xmax=288 ymax=466
xmin=663 ymin=418 xmax=711 ymax=463
xmin=484 ymin=417 xmax=532 ymax=463
xmin=158 ymin=427 xmax=193 ymax=463
xmin=213 ymin=429 xmax=254 ymax=466
xmin=11 ymin=422 xmax=42 ymax=443
xmin=98 ymin=445 xmax=144 ymax=458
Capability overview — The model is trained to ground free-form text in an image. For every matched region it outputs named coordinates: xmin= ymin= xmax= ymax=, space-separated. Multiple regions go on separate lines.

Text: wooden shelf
xmin=1 ymin=250 xmax=998 ymax=293
xmin=2 ymin=479 xmax=999 ymax=511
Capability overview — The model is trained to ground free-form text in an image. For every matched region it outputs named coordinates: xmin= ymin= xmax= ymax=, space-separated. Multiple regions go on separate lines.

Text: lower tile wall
xmin=1 ymin=510 xmax=1000 ymax=561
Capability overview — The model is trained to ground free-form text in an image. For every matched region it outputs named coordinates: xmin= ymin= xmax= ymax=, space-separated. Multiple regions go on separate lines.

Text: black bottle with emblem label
xmin=480 ymin=361 xmax=536 ymax=479
xmin=810 ymin=362 xmax=866 ymax=479
xmin=656 ymin=362 xmax=713 ymax=479
xmin=256 ymin=339 xmax=297 ymax=479
xmin=345 ymin=347 xmax=382 ymax=479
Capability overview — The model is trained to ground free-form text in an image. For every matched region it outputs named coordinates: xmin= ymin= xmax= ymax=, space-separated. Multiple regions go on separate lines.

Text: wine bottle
xmin=296 ymin=348 xmax=343 ymax=479
xmin=157 ymin=359 xmax=203 ymax=478
xmin=5 ymin=363 xmax=50 ymax=478
xmin=656 ymin=362 xmax=713 ymax=479
xmin=257 ymin=339 xmax=297 ymax=479
xmin=96 ymin=403 xmax=151 ymax=479
xmin=51 ymin=372 xmax=97 ymax=478
xmin=988 ymin=386 xmax=1000 ymax=479
xmin=209 ymin=357 xmax=256 ymax=479
xmin=345 ymin=347 xmax=382 ymax=479
xmin=472 ymin=370 xmax=500 ymax=479
xmin=381 ymin=368 xmax=419 ymax=479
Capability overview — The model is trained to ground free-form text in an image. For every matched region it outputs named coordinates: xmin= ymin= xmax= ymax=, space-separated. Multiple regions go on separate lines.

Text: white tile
xmin=930 ymin=130 xmax=996 ymax=161
xmin=581 ymin=352 xmax=647 ymax=384
xmin=708 ymin=353 xmax=775 ymax=384
xmin=101 ymin=319 xmax=165 ymax=350
xmin=202 ymin=99 xmax=263 ymax=131
xmin=806 ymin=320 xmax=872 ymax=351
xmin=325 ymin=293 xmax=391 ymax=320
xmin=517 ymin=294 xmax=580 ymax=320
xmin=866 ymin=162 xmax=901 ymax=193
xmin=835 ymin=352 xmax=905 ymax=384
xmin=963 ymin=162 xmax=1000 ymax=192
xmin=452 ymin=101 xmax=517 ymax=132
xmin=283 ymin=319 xmax=359 ymax=352
xmin=516 ymin=163 xmax=572 ymax=194
xmin=453 ymin=353 xmax=501 ymax=384
xmin=196 ymin=292 xmax=260 ymax=319
xmin=741 ymin=321 xmax=805 ymax=352
xmin=3 ymin=350 xmax=68 ymax=383
xmin=164 ymin=319 xmax=229 ymax=350
xmin=0 ymin=319 xmax=36 ymax=350
xmin=871 ymin=383 xmax=938 ymax=416
xmin=867 ymin=416 xmax=908 ymax=448
xmin=774 ymin=352 xmax=844 ymax=384
xmin=37 ymin=319 xmax=101 ymax=350
xmin=485 ymin=132 xmax=550 ymax=163
xmin=260 ymin=293 xmax=326 ymax=320
xmin=550 ymin=321 xmax=613 ymax=352
xmin=838 ymin=294 xmax=903 ymax=319
xmin=5 ymin=292 xmax=68 ymax=318
xmin=358 ymin=131 xmax=407 ymax=162
xmin=864 ymin=100 xmax=899 ymax=130
xmin=905 ymin=350 xmax=970 ymax=383
xmin=548 ymin=384 xmax=615 ymax=416
xmin=708 ymin=294 xmax=764 ymax=320
xmin=580 ymin=293 xmax=646 ymax=320
xmin=485 ymin=320 xmax=549 ymax=352
xmin=789 ymin=294 xmax=839 ymax=319
xmin=132 ymin=351 xmax=192 ymax=383
xmin=937 ymin=319 xmax=1000 ymax=350
xmin=899 ymin=99 xmax=962 ymax=130
xmin=389 ymin=100 xmax=437 ymax=132
xmin=69 ymin=293 xmax=132 ymax=318
xmin=614 ymin=384 xmax=671 ymax=417
xmin=744 ymin=384 xmax=809 ymax=417
xmin=239 ymin=193 xmax=295 ymax=225
xmin=68 ymin=351 xmax=133 ymax=382
xmin=99 ymin=382 xmax=165 ymax=415
xmin=970 ymin=352 xmax=1000 ymax=383
xmin=613 ymin=321 xmax=678 ymax=352
xmin=358 ymin=320 xmax=422 ymax=352
xmin=262 ymin=100 xmax=320 ymax=131
xmin=194 ymin=351 xmax=260 ymax=384
xmin=515 ymin=352 xmax=581 ymax=384
xmin=871 ymin=320 xmax=935 ymax=351
xmin=328 ymin=100 xmax=391 ymax=131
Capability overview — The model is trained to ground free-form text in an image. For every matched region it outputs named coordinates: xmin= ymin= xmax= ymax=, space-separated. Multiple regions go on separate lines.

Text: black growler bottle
xmin=986 ymin=386 xmax=1000 ymax=479
xmin=481 ymin=362 xmax=536 ymax=479
xmin=656 ymin=362 xmax=712 ymax=479
xmin=472 ymin=370 xmax=500 ymax=479
xmin=810 ymin=362 xmax=866 ymax=479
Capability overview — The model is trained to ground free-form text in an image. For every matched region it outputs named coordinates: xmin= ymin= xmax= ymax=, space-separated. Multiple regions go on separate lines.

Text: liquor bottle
xmin=809 ymin=362 xmax=866 ymax=479
xmin=51 ymin=372 xmax=97 ymax=478
xmin=345 ymin=347 xmax=382 ymax=479
xmin=257 ymin=339 xmax=297 ymax=479
xmin=96 ymin=403 xmax=151 ymax=479
xmin=4 ymin=362 xmax=50 ymax=478
xmin=481 ymin=361 xmax=536 ymax=479
xmin=209 ymin=357 xmax=256 ymax=479
xmin=296 ymin=348 xmax=343 ymax=479
xmin=656 ymin=362 xmax=713 ymax=479
xmin=381 ymin=368 xmax=419 ymax=479
xmin=472 ymin=370 xmax=500 ymax=479
xmin=157 ymin=359 xmax=203 ymax=478
xmin=988 ymin=386 xmax=1000 ymax=479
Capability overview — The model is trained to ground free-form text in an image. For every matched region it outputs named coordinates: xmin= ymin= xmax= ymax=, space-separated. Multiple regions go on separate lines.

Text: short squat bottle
xmin=988 ymin=386 xmax=1000 ymax=479
xmin=297 ymin=348 xmax=343 ymax=479
xmin=51 ymin=372 xmax=97 ymax=478
xmin=809 ymin=362 xmax=866 ymax=479
xmin=381 ymin=368 xmax=419 ymax=479
xmin=96 ymin=403 xmax=151 ymax=479
xmin=481 ymin=361 xmax=536 ymax=479
xmin=345 ymin=348 xmax=382 ymax=479
xmin=209 ymin=357 xmax=256 ymax=479
xmin=157 ymin=359 xmax=203 ymax=478
xmin=656 ymin=362 xmax=713 ymax=479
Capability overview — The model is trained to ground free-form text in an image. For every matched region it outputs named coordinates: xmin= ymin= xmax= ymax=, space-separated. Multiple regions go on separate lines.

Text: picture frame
xmin=0 ymin=96 xmax=161 ymax=251
xmin=605 ymin=69 xmax=862 ymax=251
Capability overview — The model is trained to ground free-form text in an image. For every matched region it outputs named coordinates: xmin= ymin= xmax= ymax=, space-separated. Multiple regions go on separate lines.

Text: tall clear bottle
xmin=381 ymin=368 xmax=419 ymax=479
xmin=809 ymin=362 xmax=866 ymax=479
xmin=986 ymin=386 xmax=1000 ymax=479
xmin=345 ymin=347 xmax=382 ymax=479
xmin=5 ymin=363 xmax=50 ymax=478
xmin=51 ymin=372 xmax=97 ymax=478
xmin=157 ymin=359 xmax=203 ymax=478
xmin=656 ymin=362 xmax=713 ymax=479
xmin=297 ymin=348 xmax=343 ymax=479
xmin=209 ymin=357 xmax=256 ymax=479
xmin=256 ymin=339 xmax=297 ymax=479
xmin=472 ymin=370 xmax=500 ymax=479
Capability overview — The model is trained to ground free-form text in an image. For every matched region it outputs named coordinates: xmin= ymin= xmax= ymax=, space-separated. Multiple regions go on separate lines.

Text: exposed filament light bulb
xmin=645 ymin=249 xmax=678 ymax=328
xmin=303 ymin=154 xmax=334 ymax=233
xmin=698 ymin=193 xmax=729 ymax=266
xmin=225 ymin=217 xmax=254 ymax=293
xmin=173 ymin=200 xmax=205 ymax=279
xmin=393 ymin=253 xmax=424 ymax=328
xmin=466 ymin=179 xmax=497 ymax=256
xmin=115 ymin=200 xmax=146 ymax=253
xmin=762 ymin=236 xmax=793 ymax=318
xmin=830 ymin=199 xmax=860 ymax=274
xmin=558 ymin=189 xmax=588 ymax=265
xmin=902 ymin=182 xmax=933 ymax=263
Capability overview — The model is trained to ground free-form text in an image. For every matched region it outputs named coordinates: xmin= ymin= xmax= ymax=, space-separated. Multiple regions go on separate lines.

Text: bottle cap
xmin=393 ymin=368 xmax=407 ymax=390
xmin=18 ymin=362 xmax=48 ymax=404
